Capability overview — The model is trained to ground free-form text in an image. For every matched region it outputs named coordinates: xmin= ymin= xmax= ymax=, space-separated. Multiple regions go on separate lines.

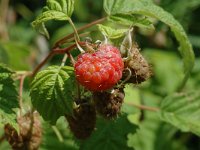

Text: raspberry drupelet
xmin=75 ymin=44 xmax=124 ymax=91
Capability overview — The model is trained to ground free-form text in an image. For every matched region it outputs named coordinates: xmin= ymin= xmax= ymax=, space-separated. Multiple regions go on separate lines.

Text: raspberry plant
xmin=1 ymin=0 xmax=200 ymax=149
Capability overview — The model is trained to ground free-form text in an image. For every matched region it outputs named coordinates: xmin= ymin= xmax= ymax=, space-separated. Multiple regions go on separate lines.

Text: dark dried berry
xmin=123 ymin=44 xmax=152 ymax=84
xmin=4 ymin=124 xmax=23 ymax=150
xmin=66 ymin=104 xmax=96 ymax=139
xmin=4 ymin=112 xmax=42 ymax=150
xmin=93 ymin=88 xmax=125 ymax=119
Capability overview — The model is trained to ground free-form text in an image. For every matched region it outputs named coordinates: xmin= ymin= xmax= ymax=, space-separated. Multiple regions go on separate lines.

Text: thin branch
xmin=52 ymin=126 xmax=64 ymax=142
xmin=31 ymin=50 xmax=57 ymax=77
xmin=18 ymin=71 xmax=32 ymax=115
xmin=31 ymin=42 xmax=89 ymax=77
xmin=0 ymin=0 xmax=9 ymax=22
xmin=126 ymin=102 xmax=160 ymax=112
xmin=67 ymin=52 xmax=75 ymax=66
xmin=63 ymin=32 xmax=90 ymax=44
xmin=19 ymin=75 xmax=25 ymax=116
xmin=68 ymin=18 xmax=80 ymax=41
xmin=17 ymin=18 xmax=105 ymax=77
xmin=60 ymin=54 xmax=68 ymax=67
xmin=0 ymin=0 xmax=9 ymax=40
xmin=53 ymin=17 xmax=107 ymax=48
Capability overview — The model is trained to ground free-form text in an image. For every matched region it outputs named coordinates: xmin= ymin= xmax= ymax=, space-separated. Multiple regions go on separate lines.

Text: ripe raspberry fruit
xmin=75 ymin=44 xmax=124 ymax=91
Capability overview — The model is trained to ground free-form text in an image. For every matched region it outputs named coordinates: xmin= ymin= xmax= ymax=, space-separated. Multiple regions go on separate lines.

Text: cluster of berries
xmin=66 ymin=42 xmax=151 ymax=139
xmin=3 ymin=43 xmax=151 ymax=144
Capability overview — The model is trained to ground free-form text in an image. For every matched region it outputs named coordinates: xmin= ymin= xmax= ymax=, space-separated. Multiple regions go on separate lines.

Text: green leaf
xmin=108 ymin=13 xmax=154 ymax=30
xmin=80 ymin=115 xmax=137 ymax=150
xmin=30 ymin=65 xmax=75 ymax=124
xmin=97 ymin=24 xmax=127 ymax=39
xmin=127 ymin=116 xmax=186 ymax=150
xmin=160 ymin=91 xmax=200 ymax=136
xmin=103 ymin=0 xmax=195 ymax=88
xmin=0 ymin=64 xmax=19 ymax=131
xmin=32 ymin=0 xmax=75 ymax=37
xmin=128 ymin=91 xmax=187 ymax=150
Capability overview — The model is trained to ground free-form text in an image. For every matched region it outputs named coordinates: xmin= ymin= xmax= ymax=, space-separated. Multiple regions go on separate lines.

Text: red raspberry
xmin=75 ymin=44 xmax=124 ymax=91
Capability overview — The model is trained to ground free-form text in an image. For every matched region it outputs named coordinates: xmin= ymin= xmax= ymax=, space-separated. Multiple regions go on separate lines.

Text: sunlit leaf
xmin=160 ymin=91 xmax=200 ymax=136
xmin=108 ymin=13 xmax=154 ymax=30
xmin=97 ymin=24 xmax=127 ymax=39
xmin=128 ymin=116 xmax=186 ymax=150
xmin=0 ymin=64 xmax=19 ymax=131
xmin=30 ymin=65 xmax=75 ymax=124
xmin=32 ymin=0 xmax=75 ymax=37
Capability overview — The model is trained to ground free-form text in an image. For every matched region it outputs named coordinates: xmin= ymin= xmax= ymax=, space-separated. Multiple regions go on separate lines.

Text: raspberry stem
xmin=52 ymin=126 xmax=64 ymax=142
xmin=126 ymin=102 xmax=159 ymax=112
xmin=75 ymin=38 xmax=85 ymax=53
xmin=67 ymin=52 xmax=76 ymax=66
xmin=68 ymin=18 xmax=80 ymax=41
xmin=31 ymin=42 xmax=96 ymax=77
xmin=31 ymin=43 xmax=78 ymax=77
xmin=53 ymin=17 xmax=107 ymax=48
xmin=19 ymin=74 xmax=25 ymax=116
xmin=68 ymin=18 xmax=85 ymax=53
xmin=60 ymin=54 xmax=68 ymax=66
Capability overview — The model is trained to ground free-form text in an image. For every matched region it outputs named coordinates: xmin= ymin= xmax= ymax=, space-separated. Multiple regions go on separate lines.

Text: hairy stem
xmin=31 ymin=50 xmax=57 ymax=77
xmin=126 ymin=102 xmax=160 ymax=112
xmin=52 ymin=126 xmax=64 ymax=142
xmin=31 ymin=44 xmax=76 ymax=77
xmin=31 ymin=42 xmax=89 ymax=77
xmin=53 ymin=17 xmax=106 ymax=48
xmin=60 ymin=54 xmax=68 ymax=67
xmin=31 ymin=17 xmax=106 ymax=76
xmin=19 ymin=75 xmax=25 ymax=116
xmin=66 ymin=32 xmax=90 ymax=43
xmin=67 ymin=52 xmax=75 ymax=66
xmin=68 ymin=18 xmax=80 ymax=41
xmin=0 ymin=0 xmax=9 ymax=40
